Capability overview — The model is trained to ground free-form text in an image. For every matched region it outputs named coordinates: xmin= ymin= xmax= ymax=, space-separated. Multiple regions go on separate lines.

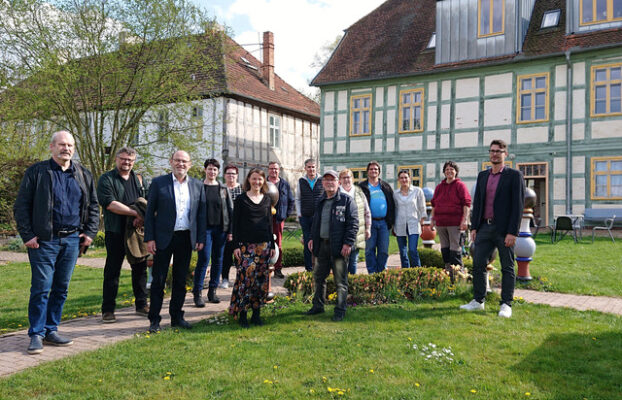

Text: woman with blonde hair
xmin=339 ymin=169 xmax=371 ymax=274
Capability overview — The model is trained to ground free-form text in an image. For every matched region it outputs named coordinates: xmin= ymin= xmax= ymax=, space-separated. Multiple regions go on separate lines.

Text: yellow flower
xmin=163 ymin=376 xmax=170 ymax=380
xmin=592 ymin=337 xmax=597 ymax=340
xmin=309 ymin=389 xmax=315 ymax=394
xmin=471 ymin=389 xmax=477 ymax=393
xmin=263 ymin=379 xmax=273 ymax=384
xmin=328 ymin=292 xmax=337 ymax=301
xmin=322 ymin=376 xmax=327 ymax=383
xmin=166 ymin=372 xmax=172 ymax=375
xmin=408 ymin=337 xmax=412 ymax=341
xmin=338 ymin=391 xmax=345 ymax=395
xmin=145 ymin=335 xmax=150 ymax=338
xmin=369 ymin=369 xmax=374 ymax=373
xmin=273 ymin=365 xmax=278 ymax=369
xmin=327 ymin=387 xmax=336 ymax=392
xmin=415 ymin=383 xmax=420 ymax=387
xmin=525 ymin=393 xmax=531 ymax=396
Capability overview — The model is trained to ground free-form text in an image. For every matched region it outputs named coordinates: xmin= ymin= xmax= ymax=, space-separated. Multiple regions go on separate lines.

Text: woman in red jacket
xmin=430 ymin=161 xmax=471 ymax=280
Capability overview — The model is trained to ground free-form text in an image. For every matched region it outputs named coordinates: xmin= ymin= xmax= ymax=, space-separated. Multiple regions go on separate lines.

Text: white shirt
xmin=172 ymin=173 xmax=191 ymax=231
xmin=393 ymin=186 xmax=427 ymax=236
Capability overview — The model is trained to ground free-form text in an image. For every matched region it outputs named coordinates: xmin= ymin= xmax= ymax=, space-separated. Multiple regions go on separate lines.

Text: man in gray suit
xmin=144 ymin=150 xmax=206 ymax=332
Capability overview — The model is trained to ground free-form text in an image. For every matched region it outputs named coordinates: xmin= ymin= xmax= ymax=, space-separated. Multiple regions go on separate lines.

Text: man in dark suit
xmin=461 ymin=139 xmax=525 ymax=318
xmin=144 ymin=150 xmax=206 ymax=332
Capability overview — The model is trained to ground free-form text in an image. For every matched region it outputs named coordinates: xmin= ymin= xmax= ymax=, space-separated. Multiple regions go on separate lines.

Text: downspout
xmin=565 ymin=50 xmax=573 ymax=215
xmin=222 ymin=98 xmax=229 ymax=166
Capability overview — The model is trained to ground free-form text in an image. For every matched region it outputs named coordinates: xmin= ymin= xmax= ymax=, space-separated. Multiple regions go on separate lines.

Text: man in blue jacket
xmin=268 ymin=161 xmax=295 ymax=278
xmin=305 ymin=170 xmax=358 ymax=321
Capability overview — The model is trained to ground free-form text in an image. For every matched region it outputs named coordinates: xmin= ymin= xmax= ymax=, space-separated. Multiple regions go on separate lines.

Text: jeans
xmin=102 ymin=230 xmax=148 ymax=313
xmin=348 ymin=248 xmax=359 ymax=274
xmin=193 ymin=225 xmax=227 ymax=292
xmin=312 ymin=240 xmax=348 ymax=316
xmin=299 ymin=216 xmax=314 ymax=271
xmin=396 ymin=234 xmax=421 ymax=268
xmin=472 ymin=223 xmax=516 ymax=305
xmin=27 ymin=232 xmax=80 ymax=338
xmin=365 ymin=219 xmax=390 ymax=273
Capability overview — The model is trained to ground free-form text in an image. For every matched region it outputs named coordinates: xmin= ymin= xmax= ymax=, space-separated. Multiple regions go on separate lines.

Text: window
xmin=157 ymin=110 xmax=169 ymax=140
xmin=427 ymin=33 xmax=436 ymax=49
xmin=350 ymin=94 xmax=372 ymax=136
xmin=541 ymin=9 xmax=561 ymax=28
xmin=399 ymin=89 xmax=424 ymax=133
xmin=591 ymin=63 xmax=622 ymax=116
xmin=482 ymin=161 xmax=512 ymax=170
xmin=269 ymin=115 xmax=281 ymax=148
xmin=479 ymin=0 xmax=505 ymax=37
xmin=191 ymin=106 xmax=203 ymax=119
xmin=350 ymin=167 xmax=367 ymax=184
xmin=581 ymin=0 xmax=622 ymax=25
xmin=397 ymin=165 xmax=423 ymax=188
xmin=517 ymin=73 xmax=549 ymax=123
xmin=591 ymin=157 xmax=622 ymax=199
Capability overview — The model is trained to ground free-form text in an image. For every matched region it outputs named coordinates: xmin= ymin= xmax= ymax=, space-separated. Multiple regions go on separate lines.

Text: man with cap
xmin=305 ymin=170 xmax=358 ymax=321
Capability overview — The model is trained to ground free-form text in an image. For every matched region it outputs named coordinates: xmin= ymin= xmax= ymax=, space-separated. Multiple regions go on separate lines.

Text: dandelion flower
xmin=470 ymin=389 xmax=477 ymax=393
xmin=415 ymin=383 xmax=420 ymax=387
xmin=322 ymin=376 xmax=327 ymax=383
xmin=163 ymin=376 xmax=170 ymax=381
xmin=273 ymin=365 xmax=278 ymax=369
xmin=327 ymin=387 xmax=336 ymax=392
xmin=310 ymin=389 xmax=315 ymax=394
xmin=369 ymin=369 xmax=374 ymax=373
xmin=408 ymin=337 xmax=412 ymax=341
xmin=263 ymin=379 xmax=273 ymax=384
xmin=338 ymin=391 xmax=345 ymax=395
xmin=525 ymin=393 xmax=531 ymax=396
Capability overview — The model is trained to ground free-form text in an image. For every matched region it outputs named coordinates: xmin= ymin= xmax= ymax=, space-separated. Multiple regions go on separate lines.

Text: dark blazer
xmin=470 ymin=167 xmax=525 ymax=237
xmin=144 ymin=173 xmax=206 ymax=250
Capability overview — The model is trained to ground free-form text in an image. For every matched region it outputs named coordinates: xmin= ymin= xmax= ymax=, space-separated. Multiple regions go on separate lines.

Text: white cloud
xmin=218 ymin=0 xmax=385 ymax=92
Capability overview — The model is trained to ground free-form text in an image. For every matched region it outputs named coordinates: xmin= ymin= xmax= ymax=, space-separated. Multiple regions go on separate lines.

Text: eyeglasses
xmin=489 ymin=149 xmax=505 ymax=154
xmin=117 ymin=157 xmax=135 ymax=163
xmin=172 ymin=159 xmax=190 ymax=164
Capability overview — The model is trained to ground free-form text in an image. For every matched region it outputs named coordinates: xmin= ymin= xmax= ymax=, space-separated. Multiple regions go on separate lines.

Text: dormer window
xmin=478 ymin=0 xmax=505 ymax=37
xmin=581 ymin=0 xmax=622 ymax=25
xmin=427 ymin=33 xmax=436 ymax=49
xmin=541 ymin=9 xmax=561 ymax=28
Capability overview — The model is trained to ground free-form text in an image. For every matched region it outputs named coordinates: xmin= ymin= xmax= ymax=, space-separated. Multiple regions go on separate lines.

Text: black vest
xmin=299 ymin=176 xmax=324 ymax=217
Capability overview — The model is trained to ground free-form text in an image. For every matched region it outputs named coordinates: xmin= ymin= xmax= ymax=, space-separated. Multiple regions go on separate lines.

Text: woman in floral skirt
xmin=229 ymin=168 xmax=275 ymax=327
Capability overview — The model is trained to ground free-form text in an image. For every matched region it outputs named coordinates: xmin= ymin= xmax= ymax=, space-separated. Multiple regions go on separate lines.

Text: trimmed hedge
xmin=284 ymin=267 xmax=452 ymax=305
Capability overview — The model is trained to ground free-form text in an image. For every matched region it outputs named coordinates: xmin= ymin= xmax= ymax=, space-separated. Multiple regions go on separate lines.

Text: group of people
xmin=15 ymin=130 xmax=524 ymax=355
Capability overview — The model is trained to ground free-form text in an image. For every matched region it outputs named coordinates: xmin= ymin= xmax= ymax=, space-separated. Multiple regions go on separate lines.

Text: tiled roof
xmin=311 ymin=0 xmax=622 ymax=86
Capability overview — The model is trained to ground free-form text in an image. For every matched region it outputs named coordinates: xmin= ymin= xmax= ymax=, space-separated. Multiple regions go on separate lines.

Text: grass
xmin=0 ymin=262 xmax=135 ymax=333
xmin=1 ymin=297 xmax=620 ymax=399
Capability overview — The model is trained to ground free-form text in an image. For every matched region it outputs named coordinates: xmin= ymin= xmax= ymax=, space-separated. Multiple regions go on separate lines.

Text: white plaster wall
xmin=555 ymin=64 xmax=567 ymax=87
xmin=553 ymin=204 xmax=565 ymax=217
xmin=351 ymin=88 xmax=371 ymax=94
xmin=428 ymin=81 xmax=438 ymax=102
xmin=555 ymin=92 xmax=566 ymax=121
xmin=592 ymin=120 xmax=622 ymax=139
xmin=573 ymin=155 xmax=585 ymax=174
xmin=572 ymin=177 xmax=585 ymax=200
xmin=426 ymin=163 xmax=436 ymax=178
xmin=387 ymin=86 xmax=397 ymax=107
xmin=375 ymin=111 xmax=383 ymax=135
xmin=454 ymin=131 xmax=478 ymax=148
xmin=387 ymin=138 xmax=395 ymax=152
xmin=484 ymin=73 xmax=513 ymax=95
xmin=554 ymin=125 xmax=566 ymax=142
xmin=572 ymin=89 xmax=585 ymax=119
xmin=455 ymin=101 xmax=479 ymax=129
xmin=572 ymin=62 xmax=586 ymax=86
xmin=323 ymin=141 xmax=333 ymax=154
xmin=337 ymin=114 xmax=347 ymax=137
xmin=553 ymin=178 xmax=565 ymax=200
xmin=455 ymin=77 xmax=479 ymax=99
xmin=337 ymin=91 xmax=348 ymax=111
xmin=517 ymin=126 xmax=548 ymax=144
xmin=428 ymin=105 xmax=437 ymax=131
xmin=324 ymin=91 xmax=334 ymax=112
xmin=336 ymin=141 xmax=346 ymax=154
xmin=324 ymin=115 xmax=334 ymax=138
xmin=387 ymin=109 xmax=396 ymax=135
xmin=427 ymin=135 xmax=436 ymax=149
xmin=483 ymin=129 xmax=510 ymax=146
xmin=375 ymin=139 xmax=383 ymax=152
xmin=441 ymin=104 xmax=451 ymax=129
xmin=572 ymin=123 xmax=585 ymax=140
xmin=399 ymin=136 xmax=423 ymax=150
xmin=553 ymin=157 xmax=566 ymax=174
xmin=484 ymin=98 xmax=512 ymax=126
xmin=459 ymin=162 xmax=478 ymax=178
xmin=385 ymin=164 xmax=395 ymax=180
xmin=376 ymin=87 xmax=384 ymax=107
xmin=441 ymin=80 xmax=452 ymax=101
xmin=440 ymin=134 xmax=450 ymax=148
xmin=572 ymin=204 xmax=585 ymax=215
xmin=350 ymin=139 xmax=371 ymax=153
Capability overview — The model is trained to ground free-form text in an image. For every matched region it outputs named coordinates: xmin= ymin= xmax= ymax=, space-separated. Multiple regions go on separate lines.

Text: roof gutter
xmin=311 ymin=42 xmax=622 ymax=87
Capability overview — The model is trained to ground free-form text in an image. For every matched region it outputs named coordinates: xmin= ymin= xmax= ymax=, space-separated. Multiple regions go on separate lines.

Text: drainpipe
xmin=565 ymin=51 xmax=573 ymax=215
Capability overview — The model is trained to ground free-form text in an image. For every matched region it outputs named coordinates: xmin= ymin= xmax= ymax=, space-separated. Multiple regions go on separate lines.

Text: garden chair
xmin=591 ymin=215 xmax=616 ymax=243
xmin=552 ymin=216 xmax=578 ymax=243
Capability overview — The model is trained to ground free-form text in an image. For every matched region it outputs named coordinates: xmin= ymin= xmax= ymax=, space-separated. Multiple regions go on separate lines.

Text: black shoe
xmin=207 ymin=288 xmax=220 ymax=304
xmin=274 ymin=270 xmax=285 ymax=279
xmin=305 ymin=307 xmax=325 ymax=315
xmin=239 ymin=311 xmax=249 ymax=328
xmin=149 ymin=321 xmax=161 ymax=333
xmin=331 ymin=314 xmax=345 ymax=322
xmin=43 ymin=331 xmax=73 ymax=346
xmin=193 ymin=292 xmax=205 ymax=308
xmin=171 ymin=318 xmax=192 ymax=330
xmin=27 ymin=335 xmax=43 ymax=354
xmin=251 ymin=308 xmax=263 ymax=326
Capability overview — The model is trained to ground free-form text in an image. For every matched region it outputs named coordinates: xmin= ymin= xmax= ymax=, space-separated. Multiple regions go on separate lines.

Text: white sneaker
xmin=218 ymin=279 xmax=229 ymax=289
xmin=460 ymin=299 xmax=485 ymax=311
xmin=498 ymin=303 xmax=512 ymax=318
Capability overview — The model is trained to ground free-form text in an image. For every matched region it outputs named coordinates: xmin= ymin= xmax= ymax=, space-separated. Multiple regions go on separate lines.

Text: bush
xmin=93 ymin=231 xmax=106 ymax=248
xmin=6 ymin=236 xmax=24 ymax=252
xmin=284 ymin=267 xmax=452 ymax=305
xmin=419 ymin=248 xmax=473 ymax=270
xmin=282 ymin=247 xmax=304 ymax=268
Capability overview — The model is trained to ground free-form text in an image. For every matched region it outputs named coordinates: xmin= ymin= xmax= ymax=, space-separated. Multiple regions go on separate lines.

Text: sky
xmin=193 ymin=0 xmax=386 ymax=95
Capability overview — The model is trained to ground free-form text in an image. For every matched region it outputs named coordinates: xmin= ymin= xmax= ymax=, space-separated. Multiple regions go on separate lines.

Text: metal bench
xmin=584 ymin=208 xmax=622 ymax=227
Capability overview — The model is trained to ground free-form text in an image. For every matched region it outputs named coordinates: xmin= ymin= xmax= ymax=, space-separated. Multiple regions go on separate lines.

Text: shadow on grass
xmin=514 ymin=330 xmax=622 ymax=399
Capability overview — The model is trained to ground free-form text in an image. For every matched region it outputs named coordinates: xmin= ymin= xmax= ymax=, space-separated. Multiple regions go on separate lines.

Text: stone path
xmin=2 ymin=251 xmax=621 ymax=378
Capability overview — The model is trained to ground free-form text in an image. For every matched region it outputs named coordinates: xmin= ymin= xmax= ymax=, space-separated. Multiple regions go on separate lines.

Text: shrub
xmin=419 ymin=248 xmax=473 ymax=270
xmin=93 ymin=231 xmax=106 ymax=248
xmin=282 ymin=247 xmax=304 ymax=268
xmin=6 ymin=236 xmax=24 ymax=252
xmin=284 ymin=267 xmax=452 ymax=305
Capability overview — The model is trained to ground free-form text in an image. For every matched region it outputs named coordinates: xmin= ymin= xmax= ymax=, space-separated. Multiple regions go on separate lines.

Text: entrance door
xmin=518 ymin=162 xmax=548 ymax=227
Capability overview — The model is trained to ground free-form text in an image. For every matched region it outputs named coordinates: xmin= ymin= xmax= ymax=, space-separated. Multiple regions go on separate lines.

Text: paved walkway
xmin=1 ymin=251 xmax=621 ymax=378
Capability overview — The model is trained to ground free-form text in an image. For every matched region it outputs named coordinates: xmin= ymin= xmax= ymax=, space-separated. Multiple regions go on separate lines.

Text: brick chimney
xmin=262 ymin=31 xmax=275 ymax=91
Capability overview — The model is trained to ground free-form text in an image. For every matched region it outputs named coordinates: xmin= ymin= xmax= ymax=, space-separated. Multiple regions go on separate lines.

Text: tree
xmin=0 ymin=0 xmax=226 ymax=178
xmin=305 ymin=34 xmax=343 ymax=103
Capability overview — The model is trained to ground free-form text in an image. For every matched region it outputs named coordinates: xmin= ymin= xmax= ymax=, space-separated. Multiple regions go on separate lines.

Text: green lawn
xmin=1 ymin=298 xmax=620 ymax=399
xmin=0 ymin=262 xmax=135 ymax=333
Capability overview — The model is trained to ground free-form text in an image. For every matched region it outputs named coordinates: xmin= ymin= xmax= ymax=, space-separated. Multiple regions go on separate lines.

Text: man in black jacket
xmin=358 ymin=161 xmax=395 ymax=273
xmin=305 ymin=170 xmax=358 ymax=321
xmin=14 ymin=131 xmax=99 ymax=355
xmin=460 ymin=139 xmax=525 ymax=318
xmin=296 ymin=158 xmax=324 ymax=271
